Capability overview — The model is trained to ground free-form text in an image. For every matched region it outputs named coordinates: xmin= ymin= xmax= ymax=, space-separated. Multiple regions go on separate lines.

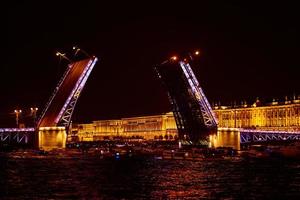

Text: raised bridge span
xmin=1 ymin=51 xmax=299 ymax=149
xmin=1 ymin=55 xmax=98 ymax=150
xmin=38 ymin=57 xmax=98 ymax=128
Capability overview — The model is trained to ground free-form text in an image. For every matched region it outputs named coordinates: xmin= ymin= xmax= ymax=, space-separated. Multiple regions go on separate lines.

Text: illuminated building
xmin=71 ymin=112 xmax=177 ymax=142
xmin=214 ymin=97 xmax=300 ymax=131
xmin=71 ymin=97 xmax=300 ymax=141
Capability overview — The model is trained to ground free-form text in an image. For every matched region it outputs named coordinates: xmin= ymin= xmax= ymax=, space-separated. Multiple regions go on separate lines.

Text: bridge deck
xmin=38 ymin=58 xmax=94 ymax=127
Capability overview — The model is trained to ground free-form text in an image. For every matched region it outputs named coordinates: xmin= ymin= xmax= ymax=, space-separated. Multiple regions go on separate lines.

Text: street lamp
xmin=30 ymin=107 xmax=38 ymax=125
xmin=170 ymin=56 xmax=178 ymax=61
xmin=56 ymin=51 xmax=72 ymax=63
xmin=14 ymin=109 xmax=22 ymax=128
xmin=73 ymin=46 xmax=90 ymax=57
xmin=187 ymin=50 xmax=200 ymax=61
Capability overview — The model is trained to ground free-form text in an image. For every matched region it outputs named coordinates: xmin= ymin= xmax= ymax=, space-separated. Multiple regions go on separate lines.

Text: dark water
xmin=1 ymin=154 xmax=300 ymax=200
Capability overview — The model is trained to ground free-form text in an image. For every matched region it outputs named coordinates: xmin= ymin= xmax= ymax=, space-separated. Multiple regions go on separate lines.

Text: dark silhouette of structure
xmin=154 ymin=52 xmax=218 ymax=144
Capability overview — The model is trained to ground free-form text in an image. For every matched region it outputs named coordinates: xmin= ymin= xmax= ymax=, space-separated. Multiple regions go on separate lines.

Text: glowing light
xmin=0 ymin=128 xmax=35 ymax=132
xmin=171 ymin=56 xmax=177 ymax=61
xmin=39 ymin=126 xmax=65 ymax=131
xmin=195 ymin=51 xmax=200 ymax=55
xmin=240 ymin=129 xmax=300 ymax=135
xmin=218 ymin=127 xmax=239 ymax=131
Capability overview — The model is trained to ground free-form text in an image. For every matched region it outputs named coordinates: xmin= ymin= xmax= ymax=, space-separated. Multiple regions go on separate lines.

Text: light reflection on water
xmin=209 ymin=130 xmax=240 ymax=150
xmin=1 ymin=154 xmax=300 ymax=199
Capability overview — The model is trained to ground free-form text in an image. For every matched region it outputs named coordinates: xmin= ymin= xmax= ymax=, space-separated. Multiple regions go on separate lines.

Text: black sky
xmin=1 ymin=1 xmax=299 ymax=126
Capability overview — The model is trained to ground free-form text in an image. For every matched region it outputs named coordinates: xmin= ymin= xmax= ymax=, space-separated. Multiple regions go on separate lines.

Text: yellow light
xmin=56 ymin=52 xmax=60 ymax=56
xmin=171 ymin=56 xmax=177 ymax=61
xmin=39 ymin=126 xmax=65 ymax=131
xmin=195 ymin=51 xmax=200 ymax=55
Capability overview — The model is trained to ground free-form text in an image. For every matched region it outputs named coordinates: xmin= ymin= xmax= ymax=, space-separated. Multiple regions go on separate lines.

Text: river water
xmin=1 ymin=152 xmax=300 ymax=200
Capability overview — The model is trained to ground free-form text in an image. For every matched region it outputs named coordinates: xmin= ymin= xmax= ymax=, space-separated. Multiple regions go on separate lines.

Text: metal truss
xmin=240 ymin=129 xmax=300 ymax=143
xmin=179 ymin=61 xmax=218 ymax=128
xmin=36 ymin=57 xmax=97 ymax=130
xmin=0 ymin=128 xmax=35 ymax=144
xmin=58 ymin=90 xmax=80 ymax=127
xmin=56 ymin=57 xmax=98 ymax=129
xmin=155 ymin=59 xmax=217 ymax=143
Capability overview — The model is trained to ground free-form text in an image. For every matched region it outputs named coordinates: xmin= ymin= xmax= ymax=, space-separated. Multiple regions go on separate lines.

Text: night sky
xmin=2 ymin=1 xmax=299 ymax=127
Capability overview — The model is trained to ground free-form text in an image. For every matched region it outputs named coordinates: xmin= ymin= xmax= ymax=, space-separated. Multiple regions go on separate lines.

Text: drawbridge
xmin=35 ymin=56 xmax=98 ymax=149
xmin=0 ymin=54 xmax=98 ymax=149
xmin=37 ymin=57 xmax=98 ymax=129
xmin=2 ymin=49 xmax=298 ymax=149
xmin=154 ymin=52 xmax=218 ymax=144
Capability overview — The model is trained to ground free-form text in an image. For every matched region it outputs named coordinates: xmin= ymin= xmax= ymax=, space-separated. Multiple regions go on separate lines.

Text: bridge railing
xmin=240 ymin=129 xmax=300 ymax=143
xmin=0 ymin=128 xmax=35 ymax=144
xmin=36 ymin=62 xmax=73 ymax=127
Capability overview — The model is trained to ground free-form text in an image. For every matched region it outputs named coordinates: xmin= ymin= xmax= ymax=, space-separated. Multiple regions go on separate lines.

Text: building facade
xmin=71 ymin=98 xmax=300 ymax=141
xmin=214 ymin=99 xmax=300 ymax=131
xmin=71 ymin=112 xmax=177 ymax=141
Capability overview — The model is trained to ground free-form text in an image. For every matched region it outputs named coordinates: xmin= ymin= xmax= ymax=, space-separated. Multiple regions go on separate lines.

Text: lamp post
xmin=56 ymin=51 xmax=72 ymax=63
xmin=73 ymin=46 xmax=90 ymax=57
xmin=14 ymin=109 xmax=22 ymax=128
xmin=30 ymin=107 xmax=38 ymax=125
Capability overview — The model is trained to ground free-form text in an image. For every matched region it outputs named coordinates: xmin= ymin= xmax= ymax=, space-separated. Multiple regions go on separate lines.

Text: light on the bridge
xmin=171 ymin=56 xmax=177 ymax=61
xmin=39 ymin=126 xmax=65 ymax=131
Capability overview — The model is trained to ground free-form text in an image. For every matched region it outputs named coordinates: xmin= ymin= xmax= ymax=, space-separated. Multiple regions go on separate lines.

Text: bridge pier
xmin=38 ymin=127 xmax=67 ymax=151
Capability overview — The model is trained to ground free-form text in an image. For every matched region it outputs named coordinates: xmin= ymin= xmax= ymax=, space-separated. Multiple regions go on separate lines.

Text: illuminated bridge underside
xmin=155 ymin=60 xmax=217 ymax=142
xmin=38 ymin=57 xmax=97 ymax=129
xmin=240 ymin=129 xmax=300 ymax=144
